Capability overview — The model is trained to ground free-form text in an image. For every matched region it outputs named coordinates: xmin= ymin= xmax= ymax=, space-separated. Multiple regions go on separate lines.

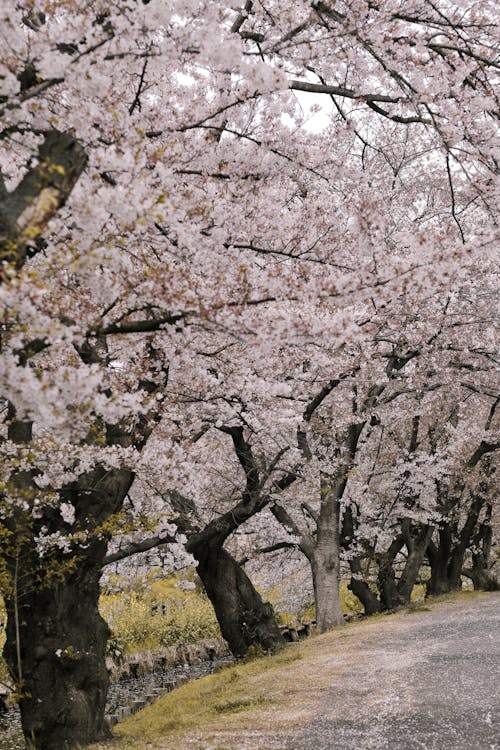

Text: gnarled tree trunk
xmin=3 ymin=541 xmax=111 ymax=750
xmin=397 ymin=522 xmax=433 ymax=603
xmin=1 ymin=466 xmax=133 ymax=750
xmin=377 ymin=535 xmax=405 ymax=610
xmin=190 ymin=540 xmax=284 ymax=658
xmin=426 ymin=525 xmax=457 ymax=596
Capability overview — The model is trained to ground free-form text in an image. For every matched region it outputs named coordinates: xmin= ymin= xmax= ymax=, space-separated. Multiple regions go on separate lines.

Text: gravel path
xmin=285 ymin=594 xmax=500 ymax=750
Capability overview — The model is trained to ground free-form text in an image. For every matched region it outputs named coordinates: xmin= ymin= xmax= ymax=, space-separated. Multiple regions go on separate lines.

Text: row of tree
xmin=0 ymin=1 xmax=498 ymax=748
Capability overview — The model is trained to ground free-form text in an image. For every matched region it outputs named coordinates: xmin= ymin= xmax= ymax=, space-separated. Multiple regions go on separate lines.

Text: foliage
xmin=100 ymin=574 xmax=220 ymax=656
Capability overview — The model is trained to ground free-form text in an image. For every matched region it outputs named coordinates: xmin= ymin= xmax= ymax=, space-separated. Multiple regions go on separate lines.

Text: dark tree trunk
xmin=426 ymin=495 xmax=485 ymax=597
xmin=342 ymin=507 xmax=382 ymax=616
xmin=397 ymin=523 xmax=433 ymax=603
xmin=465 ymin=506 xmax=499 ymax=591
xmin=1 ymin=466 xmax=133 ymax=750
xmin=190 ymin=541 xmax=284 ymax=658
xmin=426 ymin=527 xmax=458 ymax=595
xmin=3 ymin=540 xmax=111 ymax=750
xmin=347 ymin=558 xmax=382 ymax=615
xmin=377 ymin=536 xmax=405 ymax=610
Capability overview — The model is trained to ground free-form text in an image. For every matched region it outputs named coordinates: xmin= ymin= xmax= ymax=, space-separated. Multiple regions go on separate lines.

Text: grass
xmin=89 ymin=647 xmax=306 ymax=750
xmin=100 ymin=573 xmax=220 ymax=656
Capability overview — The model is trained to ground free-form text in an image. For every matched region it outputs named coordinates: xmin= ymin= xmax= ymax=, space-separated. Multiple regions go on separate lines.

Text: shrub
xmin=99 ymin=573 xmax=220 ymax=655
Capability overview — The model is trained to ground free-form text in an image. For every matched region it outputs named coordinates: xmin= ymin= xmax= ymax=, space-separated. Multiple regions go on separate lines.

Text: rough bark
xmin=311 ymin=548 xmax=344 ymax=630
xmin=426 ymin=494 xmax=486 ymax=596
xmin=312 ymin=474 xmax=344 ymax=630
xmin=397 ymin=522 xmax=433 ymax=603
xmin=348 ymin=575 xmax=382 ymax=615
xmin=1 ymin=466 xmax=133 ymax=750
xmin=377 ymin=535 xmax=406 ymax=610
xmin=189 ymin=540 xmax=284 ymax=657
xmin=464 ymin=504 xmax=499 ymax=591
xmin=426 ymin=526 xmax=457 ymax=596
xmin=342 ymin=507 xmax=382 ymax=615
xmin=3 ymin=541 xmax=110 ymax=750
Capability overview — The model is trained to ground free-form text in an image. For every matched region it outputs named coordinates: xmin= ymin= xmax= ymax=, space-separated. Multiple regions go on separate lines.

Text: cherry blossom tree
xmin=0 ymin=1 xmax=498 ymax=748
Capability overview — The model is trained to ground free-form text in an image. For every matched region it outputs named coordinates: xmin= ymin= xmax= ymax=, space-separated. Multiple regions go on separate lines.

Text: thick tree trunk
xmin=348 ymin=576 xmax=381 ymax=615
xmin=1 ymin=466 xmax=133 ymax=750
xmin=311 ymin=549 xmax=344 ymax=630
xmin=3 ymin=541 xmax=111 ymax=750
xmin=397 ymin=524 xmax=433 ymax=603
xmin=426 ymin=527 xmax=458 ymax=595
xmin=311 ymin=475 xmax=344 ymax=631
xmin=377 ymin=536 xmax=405 ymax=610
xmin=427 ymin=495 xmax=485 ymax=596
xmin=191 ymin=541 xmax=284 ymax=658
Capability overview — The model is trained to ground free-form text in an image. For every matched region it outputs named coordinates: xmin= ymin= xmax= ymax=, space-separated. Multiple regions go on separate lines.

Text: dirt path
xmin=284 ymin=593 xmax=500 ymax=750
xmin=105 ymin=593 xmax=500 ymax=750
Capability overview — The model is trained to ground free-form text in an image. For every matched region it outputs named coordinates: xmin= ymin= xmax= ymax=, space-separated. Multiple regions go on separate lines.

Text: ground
xmin=91 ymin=591 xmax=500 ymax=750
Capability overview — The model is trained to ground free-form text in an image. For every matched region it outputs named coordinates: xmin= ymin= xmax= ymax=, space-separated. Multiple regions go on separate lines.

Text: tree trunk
xmin=312 ymin=475 xmax=344 ymax=631
xmin=348 ymin=558 xmax=381 ymax=615
xmin=348 ymin=576 xmax=381 ymax=615
xmin=426 ymin=527 xmax=459 ymax=596
xmin=377 ymin=536 xmax=405 ymax=610
xmin=427 ymin=495 xmax=485 ymax=596
xmin=3 ymin=540 xmax=111 ymax=750
xmin=311 ymin=549 xmax=344 ymax=630
xmin=191 ymin=541 xmax=284 ymax=658
xmin=465 ymin=506 xmax=499 ymax=591
xmin=1 ymin=466 xmax=133 ymax=750
xmin=397 ymin=524 xmax=433 ymax=603
xmin=342 ymin=507 xmax=382 ymax=616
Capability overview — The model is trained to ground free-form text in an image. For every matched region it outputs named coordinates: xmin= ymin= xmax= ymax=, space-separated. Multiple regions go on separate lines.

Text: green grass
xmin=91 ymin=648 xmax=302 ymax=747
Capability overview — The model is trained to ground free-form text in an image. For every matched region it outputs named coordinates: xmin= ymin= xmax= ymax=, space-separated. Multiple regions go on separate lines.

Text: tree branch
xmin=0 ymin=130 xmax=87 ymax=279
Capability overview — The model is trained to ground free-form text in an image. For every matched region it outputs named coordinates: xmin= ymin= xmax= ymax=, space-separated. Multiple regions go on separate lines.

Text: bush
xmin=100 ymin=573 xmax=220 ymax=655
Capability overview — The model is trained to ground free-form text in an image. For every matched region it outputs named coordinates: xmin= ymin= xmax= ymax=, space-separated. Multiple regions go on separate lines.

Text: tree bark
xmin=311 ymin=475 xmax=344 ymax=630
xmin=1 ymin=466 xmax=133 ymax=750
xmin=377 ymin=535 xmax=405 ymax=610
xmin=465 ymin=504 xmax=499 ymax=591
xmin=348 ymin=575 xmax=382 ymax=615
xmin=190 ymin=540 xmax=284 ymax=658
xmin=397 ymin=523 xmax=433 ymax=603
xmin=426 ymin=494 xmax=486 ymax=596
xmin=0 ymin=130 xmax=87 ymax=277
xmin=3 ymin=540 xmax=111 ymax=750
xmin=342 ymin=506 xmax=382 ymax=615
xmin=311 ymin=548 xmax=344 ymax=630
xmin=426 ymin=526 xmax=457 ymax=595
